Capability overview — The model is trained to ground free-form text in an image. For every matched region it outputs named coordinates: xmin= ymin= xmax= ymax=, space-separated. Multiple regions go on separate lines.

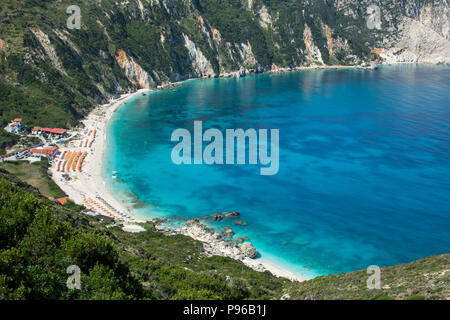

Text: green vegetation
xmin=0 ymin=0 xmax=392 ymax=149
xmin=286 ymin=254 xmax=450 ymax=300
xmin=0 ymin=159 xmax=66 ymax=198
xmin=0 ymin=169 xmax=289 ymax=299
xmin=0 ymin=169 xmax=449 ymax=300
xmin=0 ymin=129 xmax=18 ymax=152
xmin=0 ymin=0 xmax=448 ymax=301
xmin=0 ymin=170 xmax=142 ymax=299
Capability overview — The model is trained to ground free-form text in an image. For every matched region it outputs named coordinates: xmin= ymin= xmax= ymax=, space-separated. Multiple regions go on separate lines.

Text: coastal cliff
xmin=0 ymin=0 xmax=449 ymax=145
xmin=369 ymin=0 xmax=450 ymax=64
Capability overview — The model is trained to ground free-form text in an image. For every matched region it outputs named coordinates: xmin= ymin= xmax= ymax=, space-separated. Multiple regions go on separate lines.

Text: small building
xmin=6 ymin=118 xmax=24 ymax=133
xmin=56 ymin=197 xmax=69 ymax=205
xmin=30 ymin=146 xmax=58 ymax=157
xmin=9 ymin=123 xmax=19 ymax=133
xmin=32 ymin=127 xmax=68 ymax=137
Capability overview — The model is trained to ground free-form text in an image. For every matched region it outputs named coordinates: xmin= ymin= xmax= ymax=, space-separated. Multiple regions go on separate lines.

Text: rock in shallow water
xmin=239 ymin=242 xmax=258 ymax=259
xmin=225 ymin=211 xmax=240 ymax=218
xmin=212 ymin=213 xmax=224 ymax=221
xmin=223 ymin=226 xmax=234 ymax=238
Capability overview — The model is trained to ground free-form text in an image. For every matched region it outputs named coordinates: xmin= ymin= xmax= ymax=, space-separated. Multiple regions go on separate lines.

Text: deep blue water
xmin=104 ymin=65 xmax=450 ymax=278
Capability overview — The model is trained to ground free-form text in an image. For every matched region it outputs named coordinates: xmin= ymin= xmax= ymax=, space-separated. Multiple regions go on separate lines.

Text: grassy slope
xmin=287 ymin=255 xmax=450 ymax=300
xmin=0 ymin=159 xmax=66 ymax=198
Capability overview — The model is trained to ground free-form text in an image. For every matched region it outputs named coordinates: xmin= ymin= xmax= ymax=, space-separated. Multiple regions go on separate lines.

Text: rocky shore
xmin=180 ymin=220 xmax=263 ymax=269
xmin=149 ymin=219 xmax=303 ymax=281
xmin=204 ymin=63 xmax=378 ymax=80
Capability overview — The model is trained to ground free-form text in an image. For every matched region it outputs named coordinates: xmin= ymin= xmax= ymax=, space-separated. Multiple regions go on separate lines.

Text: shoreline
xmin=50 ymin=85 xmax=309 ymax=281
xmin=50 ymin=89 xmax=149 ymax=231
xmin=50 ymin=64 xmax=384 ymax=281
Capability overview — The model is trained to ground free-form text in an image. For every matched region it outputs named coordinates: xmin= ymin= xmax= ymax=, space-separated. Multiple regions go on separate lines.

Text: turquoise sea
xmin=104 ymin=64 xmax=450 ymax=279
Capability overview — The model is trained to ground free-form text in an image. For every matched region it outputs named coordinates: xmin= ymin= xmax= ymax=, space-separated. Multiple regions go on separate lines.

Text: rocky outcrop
xmin=334 ymin=0 xmax=450 ymax=65
xmin=380 ymin=16 xmax=450 ymax=64
xmin=115 ymin=49 xmax=158 ymax=89
xmin=54 ymin=30 xmax=80 ymax=55
xmin=414 ymin=0 xmax=449 ymax=40
xmin=212 ymin=213 xmax=224 ymax=221
xmin=258 ymin=5 xmax=273 ymax=29
xmin=324 ymin=25 xmax=334 ymax=56
xmin=30 ymin=28 xmax=66 ymax=75
xmin=239 ymin=242 xmax=257 ymax=259
xmin=0 ymin=39 xmax=6 ymax=51
xmin=225 ymin=211 xmax=240 ymax=218
xmin=236 ymin=236 xmax=249 ymax=243
xmin=182 ymin=34 xmax=216 ymax=78
xmin=303 ymin=25 xmax=324 ymax=65
xmin=211 ymin=28 xmax=222 ymax=44
xmin=238 ymin=41 xmax=258 ymax=68
xmin=196 ymin=15 xmax=214 ymax=48
xmin=180 ymin=220 xmax=259 ymax=261
xmin=223 ymin=226 xmax=234 ymax=238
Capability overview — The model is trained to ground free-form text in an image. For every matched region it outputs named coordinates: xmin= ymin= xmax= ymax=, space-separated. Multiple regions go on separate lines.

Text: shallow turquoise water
xmin=104 ymin=65 xmax=450 ymax=278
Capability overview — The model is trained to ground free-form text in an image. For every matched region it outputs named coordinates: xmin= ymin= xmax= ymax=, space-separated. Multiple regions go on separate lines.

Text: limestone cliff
xmin=115 ymin=49 xmax=158 ymax=89
xmin=182 ymin=33 xmax=216 ymax=78
xmin=370 ymin=0 xmax=450 ymax=64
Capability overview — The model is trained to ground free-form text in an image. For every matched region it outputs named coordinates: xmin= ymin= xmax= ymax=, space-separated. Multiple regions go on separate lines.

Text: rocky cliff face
xmin=368 ymin=0 xmax=450 ymax=64
xmin=0 ymin=0 xmax=448 ymax=124
xmin=182 ymin=33 xmax=216 ymax=79
xmin=115 ymin=49 xmax=159 ymax=89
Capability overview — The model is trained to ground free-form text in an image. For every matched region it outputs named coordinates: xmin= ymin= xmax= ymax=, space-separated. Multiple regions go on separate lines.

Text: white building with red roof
xmin=31 ymin=127 xmax=68 ymax=137
xmin=5 ymin=118 xmax=24 ymax=133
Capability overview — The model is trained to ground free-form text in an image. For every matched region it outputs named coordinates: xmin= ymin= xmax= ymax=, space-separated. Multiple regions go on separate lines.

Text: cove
xmin=104 ymin=64 xmax=450 ymax=278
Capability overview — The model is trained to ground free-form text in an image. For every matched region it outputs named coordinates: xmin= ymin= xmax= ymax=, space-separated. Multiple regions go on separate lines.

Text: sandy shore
xmin=252 ymin=258 xmax=306 ymax=282
xmin=50 ymin=90 xmax=148 ymax=229
xmin=244 ymin=256 xmax=307 ymax=282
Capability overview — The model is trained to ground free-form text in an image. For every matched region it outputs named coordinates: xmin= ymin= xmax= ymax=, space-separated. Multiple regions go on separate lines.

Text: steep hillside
xmin=0 ymin=0 xmax=449 ymax=149
xmin=0 ymin=169 xmax=449 ymax=300
xmin=287 ymin=254 xmax=450 ymax=300
xmin=0 ymin=169 xmax=289 ymax=299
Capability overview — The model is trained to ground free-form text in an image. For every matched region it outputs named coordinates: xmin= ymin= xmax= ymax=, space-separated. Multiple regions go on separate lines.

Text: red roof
xmin=31 ymin=127 xmax=67 ymax=134
xmin=56 ymin=197 xmax=69 ymax=205
xmin=13 ymin=118 xmax=22 ymax=122
xmin=31 ymin=147 xmax=57 ymax=156
xmin=45 ymin=128 xmax=67 ymax=134
xmin=10 ymin=123 xmax=18 ymax=126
